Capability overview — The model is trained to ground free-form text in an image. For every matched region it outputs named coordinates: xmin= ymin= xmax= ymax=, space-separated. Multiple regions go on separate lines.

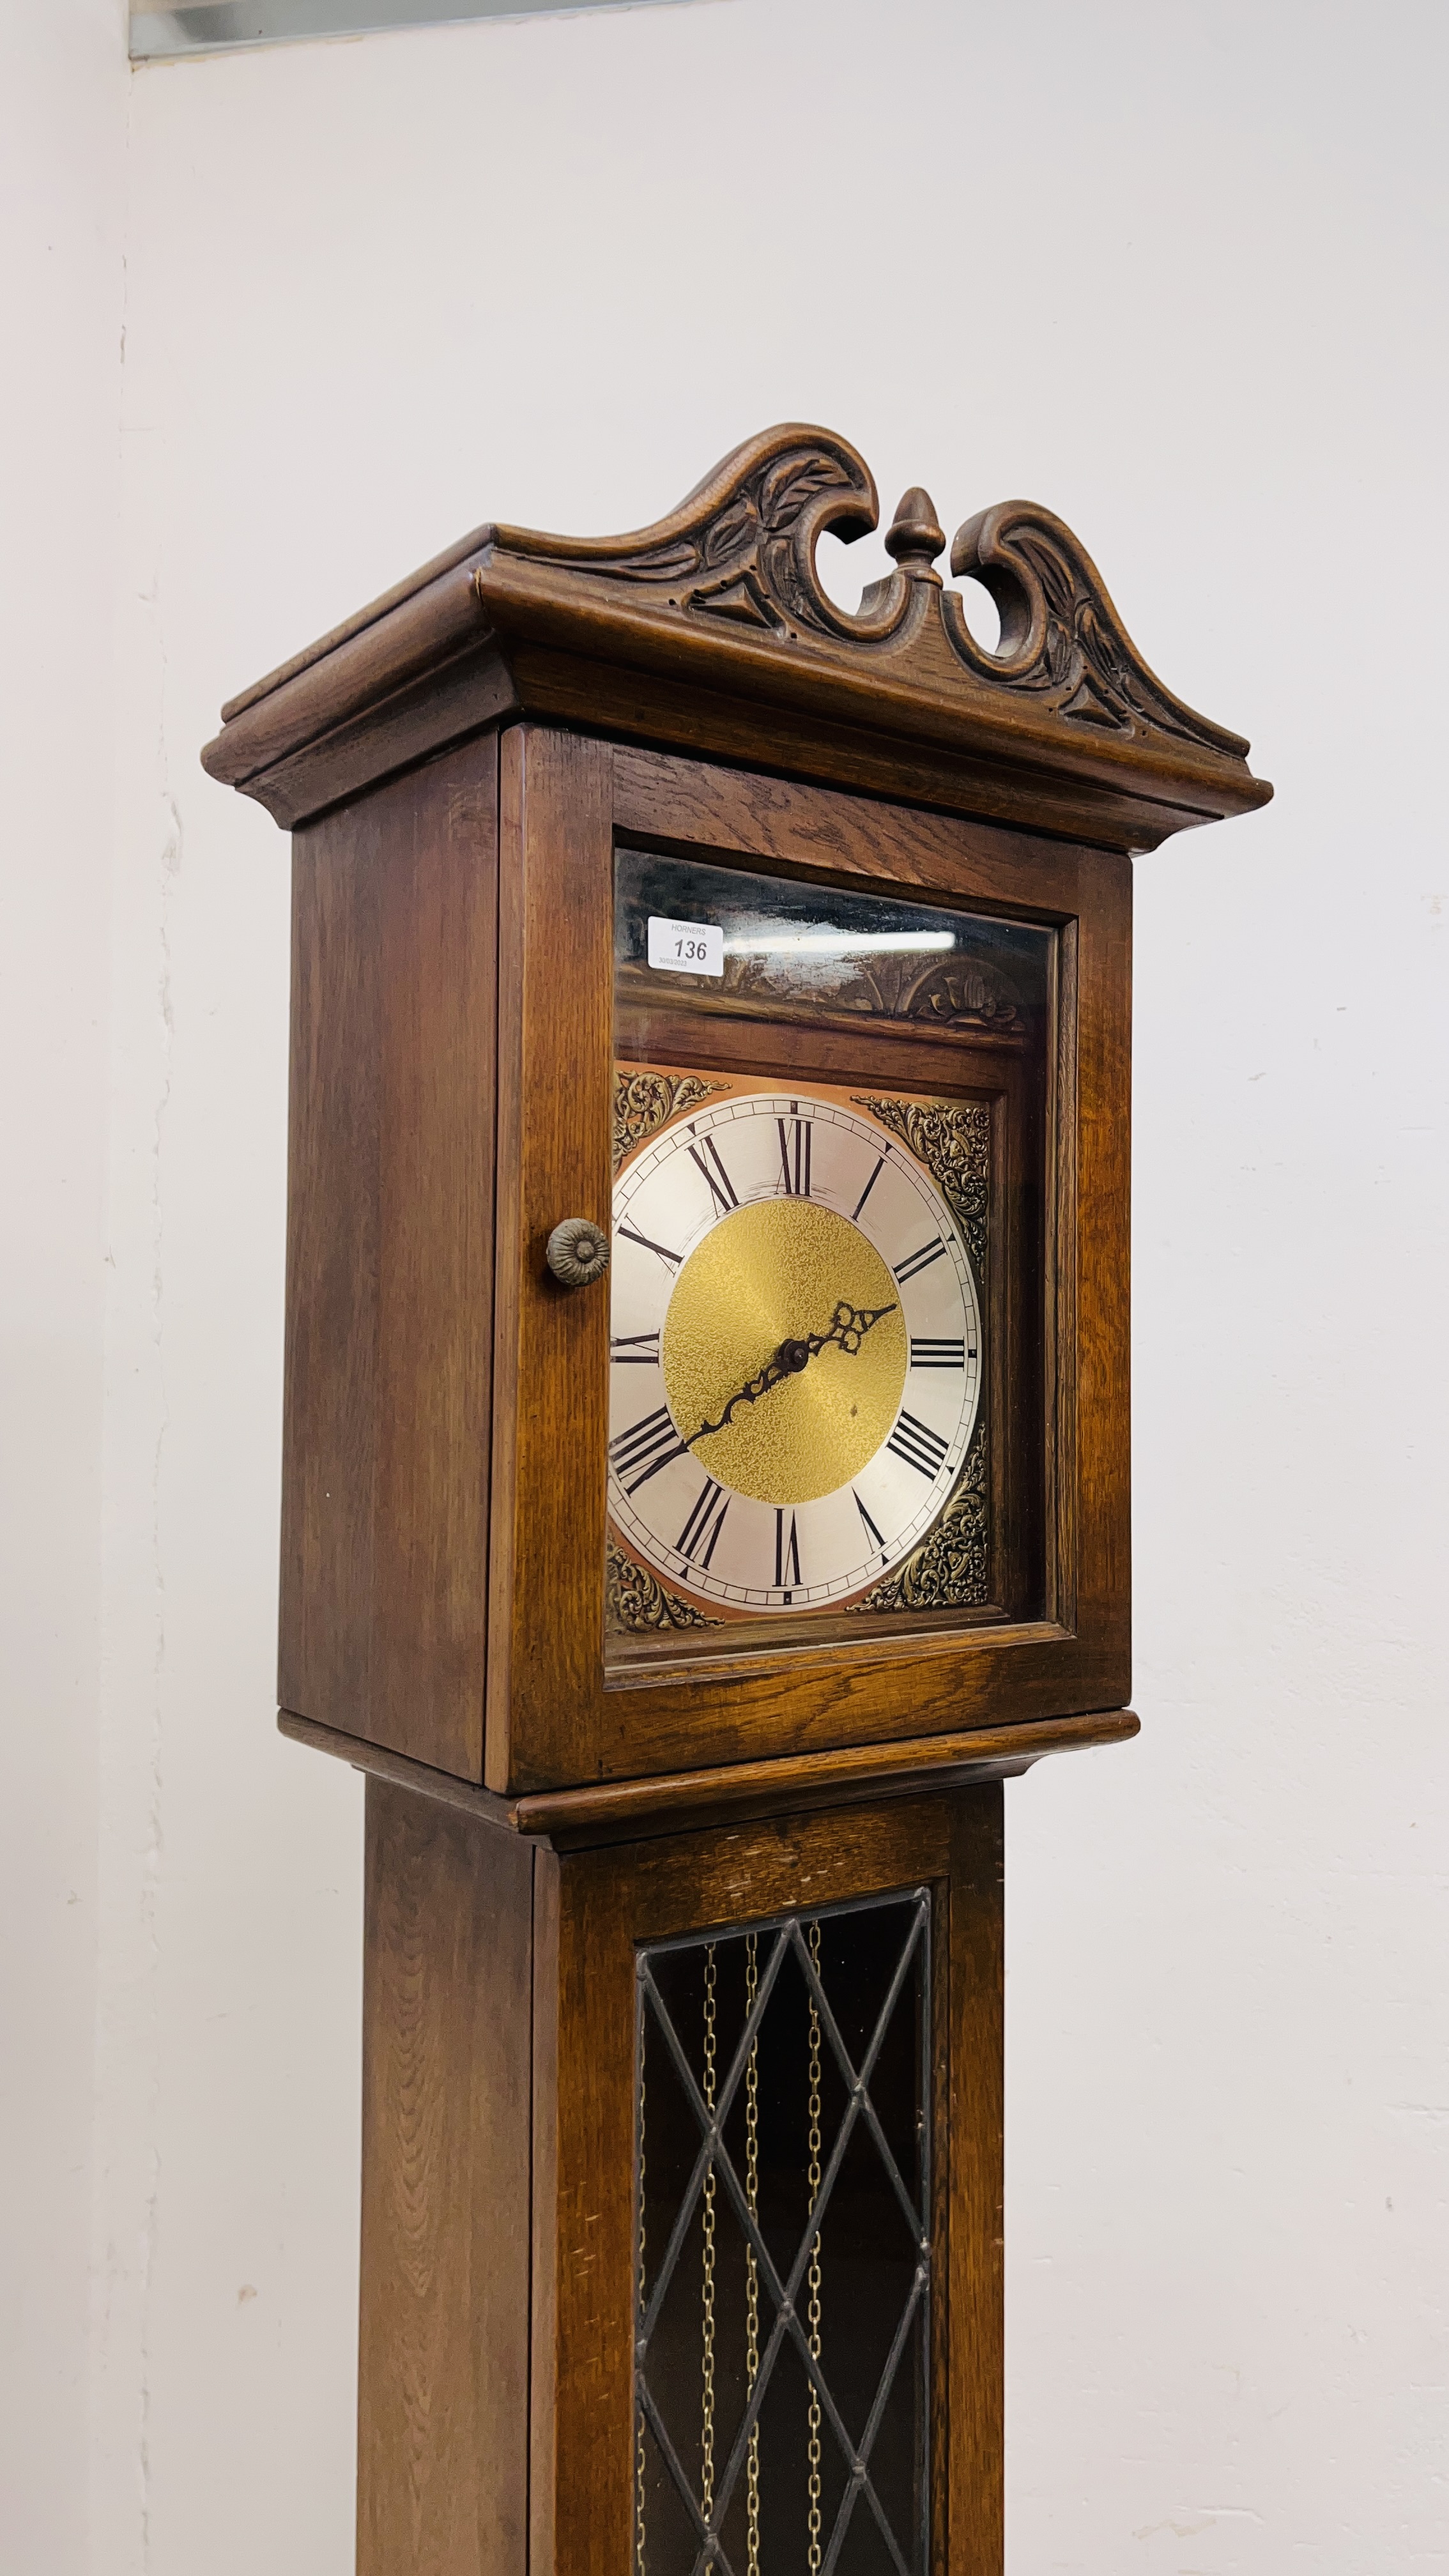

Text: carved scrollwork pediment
xmin=204 ymin=420 xmax=1271 ymax=845
xmin=489 ymin=424 xmax=1256 ymax=770
xmin=944 ymin=502 xmax=1248 ymax=755
xmin=496 ymin=424 xmax=934 ymax=647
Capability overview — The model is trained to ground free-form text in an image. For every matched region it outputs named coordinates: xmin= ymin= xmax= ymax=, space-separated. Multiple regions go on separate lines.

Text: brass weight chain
xmin=806 ymin=1922 xmax=824 ymax=2576
xmin=700 ymin=1946 xmax=719 ymax=2527
xmin=744 ymin=1933 xmax=762 ymax=2576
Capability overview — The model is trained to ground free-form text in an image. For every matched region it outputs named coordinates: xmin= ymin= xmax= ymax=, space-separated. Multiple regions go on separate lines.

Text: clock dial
xmin=609 ymin=1090 xmax=982 ymax=1611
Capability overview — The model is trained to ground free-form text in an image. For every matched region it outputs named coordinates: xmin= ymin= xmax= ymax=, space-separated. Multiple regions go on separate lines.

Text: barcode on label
xmin=647 ymin=916 xmax=724 ymax=977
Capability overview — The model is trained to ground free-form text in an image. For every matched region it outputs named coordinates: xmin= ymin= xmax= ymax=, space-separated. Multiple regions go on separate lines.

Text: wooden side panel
xmin=280 ymin=734 xmax=499 ymax=1777
xmin=283 ymin=786 xmax=381 ymax=1727
xmin=358 ymin=1780 xmax=534 ymax=2576
xmin=946 ymin=1787 xmax=1005 ymax=2576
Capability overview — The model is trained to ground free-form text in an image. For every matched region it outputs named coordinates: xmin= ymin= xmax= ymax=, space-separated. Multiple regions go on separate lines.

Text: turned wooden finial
xmin=884 ymin=486 xmax=946 ymax=581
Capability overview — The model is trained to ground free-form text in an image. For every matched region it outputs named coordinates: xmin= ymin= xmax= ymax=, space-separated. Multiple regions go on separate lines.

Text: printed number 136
xmin=647 ymin=916 xmax=723 ymax=977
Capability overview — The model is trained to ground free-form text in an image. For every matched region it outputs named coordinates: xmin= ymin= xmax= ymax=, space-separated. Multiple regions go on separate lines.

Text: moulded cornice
xmin=203 ymin=423 xmax=1271 ymax=847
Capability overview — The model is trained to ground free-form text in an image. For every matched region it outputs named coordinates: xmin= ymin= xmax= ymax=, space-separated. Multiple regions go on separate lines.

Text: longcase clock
xmin=203 ymin=427 xmax=1269 ymax=2576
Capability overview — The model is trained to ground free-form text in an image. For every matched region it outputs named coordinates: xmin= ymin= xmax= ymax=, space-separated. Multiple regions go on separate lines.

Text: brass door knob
xmin=545 ymin=1218 xmax=611 ymax=1288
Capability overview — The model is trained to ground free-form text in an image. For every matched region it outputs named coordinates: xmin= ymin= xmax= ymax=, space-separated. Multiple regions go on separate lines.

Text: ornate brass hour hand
xmin=686 ymin=1300 xmax=897 ymax=1446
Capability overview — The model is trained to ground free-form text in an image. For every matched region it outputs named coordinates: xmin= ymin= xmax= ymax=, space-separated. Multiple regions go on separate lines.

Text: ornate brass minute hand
xmin=686 ymin=1301 xmax=897 ymax=1447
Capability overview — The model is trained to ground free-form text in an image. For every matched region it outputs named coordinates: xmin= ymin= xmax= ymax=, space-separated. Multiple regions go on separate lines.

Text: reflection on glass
xmin=635 ymin=1892 xmax=931 ymax=2576
xmin=610 ymin=845 xmax=1052 ymax=1641
xmin=616 ymin=848 xmax=1050 ymax=1040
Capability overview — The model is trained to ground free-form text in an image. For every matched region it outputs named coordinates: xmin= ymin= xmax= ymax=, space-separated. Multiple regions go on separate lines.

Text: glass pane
xmin=609 ymin=848 xmax=1053 ymax=1653
xmin=615 ymin=848 xmax=1050 ymax=1043
xmin=634 ymin=1892 xmax=931 ymax=2576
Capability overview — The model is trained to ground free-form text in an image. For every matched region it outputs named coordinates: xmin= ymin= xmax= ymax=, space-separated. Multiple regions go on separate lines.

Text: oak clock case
xmin=199 ymin=422 xmax=1270 ymax=1805
xmin=480 ymin=720 xmax=1123 ymax=1800
xmin=606 ymin=850 xmax=1052 ymax=1650
xmin=199 ymin=422 xmax=1269 ymax=2576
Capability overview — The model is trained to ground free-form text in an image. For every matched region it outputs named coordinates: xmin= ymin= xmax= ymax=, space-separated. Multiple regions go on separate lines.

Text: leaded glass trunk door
xmin=634 ymin=1891 xmax=932 ymax=2576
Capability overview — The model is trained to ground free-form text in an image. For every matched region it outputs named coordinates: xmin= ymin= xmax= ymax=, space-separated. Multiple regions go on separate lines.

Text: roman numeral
xmin=677 ymin=1478 xmax=729 ymax=1570
xmin=777 ymin=1110 xmax=812 ymax=1197
xmin=609 ymin=1406 xmax=689 ymax=1495
xmin=910 ymin=1337 xmax=965 ymax=1369
xmin=618 ymin=1221 xmax=682 ymax=1270
xmin=687 ymin=1135 xmax=737 ymax=1216
xmin=611 ymin=1331 xmax=661 ymax=1365
xmin=774 ymin=1507 xmax=802 ymax=1591
xmin=894 ymin=1237 xmax=948 ymax=1284
xmin=887 ymin=1410 xmax=949 ymax=1480
xmin=851 ymin=1154 xmax=885 ymax=1222
xmin=854 ymin=1491 xmax=886 ymax=1559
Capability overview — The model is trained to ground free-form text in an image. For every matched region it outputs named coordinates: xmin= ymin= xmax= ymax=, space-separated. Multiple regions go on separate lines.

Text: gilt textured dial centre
xmin=661 ymin=1199 xmax=907 ymax=1506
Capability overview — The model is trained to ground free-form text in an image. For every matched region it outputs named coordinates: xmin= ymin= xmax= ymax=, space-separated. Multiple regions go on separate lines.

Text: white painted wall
xmin=5 ymin=2 xmax=1445 ymax=2570
xmin=0 ymin=6 xmax=126 ymax=2572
